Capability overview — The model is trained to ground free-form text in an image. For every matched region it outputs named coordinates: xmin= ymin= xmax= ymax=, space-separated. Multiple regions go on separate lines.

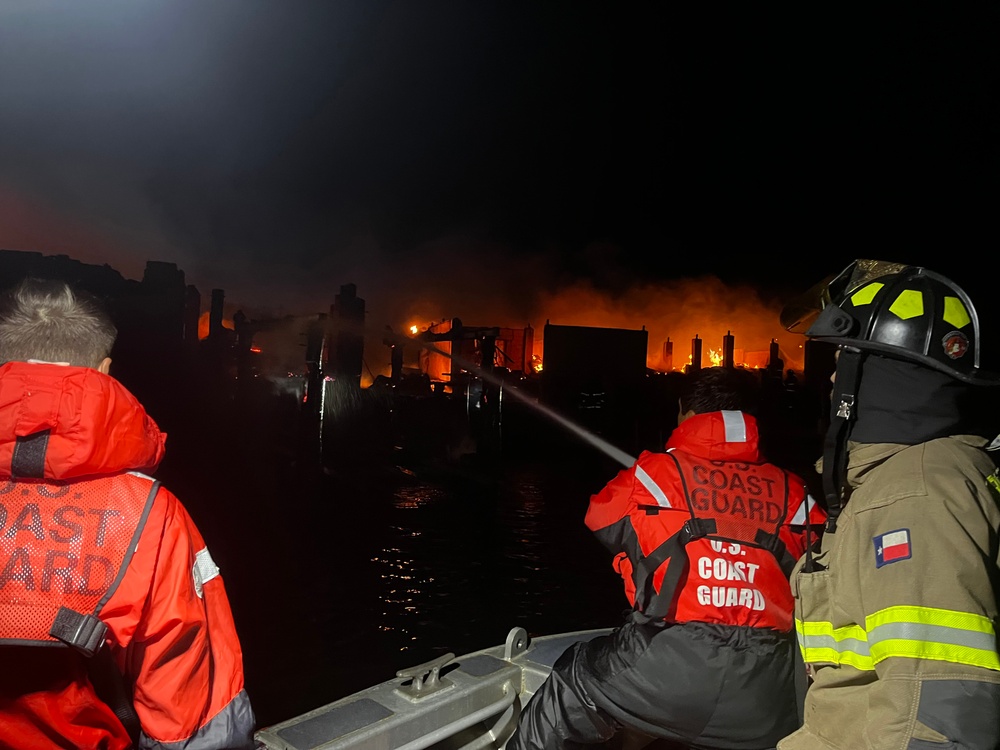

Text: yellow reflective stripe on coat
xmin=796 ymin=618 xmax=872 ymax=669
xmin=796 ymin=605 xmax=1000 ymax=671
xmin=867 ymin=606 xmax=999 ymax=668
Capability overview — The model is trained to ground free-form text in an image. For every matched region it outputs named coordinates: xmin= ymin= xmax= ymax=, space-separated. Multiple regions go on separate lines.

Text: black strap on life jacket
xmin=631 ymin=453 xmax=792 ymax=623
xmin=631 ymin=516 xmax=712 ymax=624
xmin=90 ymin=647 xmax=141 ymax=747
xmin=45 ymin=479 xmax=161 ymax=748
xmin=12 ymin=430 xmax=51 ymax=478
xmin=49 ymin=607 xmax=140 ymax=746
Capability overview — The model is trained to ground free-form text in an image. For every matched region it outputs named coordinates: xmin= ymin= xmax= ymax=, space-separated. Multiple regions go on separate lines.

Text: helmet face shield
xmin=782 ymin=258 xmax=998 ymax=385
xmin=779 ymin=273 xmax=836 ymax=334
xmin=780 ymin=259 xmax=911 ymax=334
xmin=825 ymin=259 xmax=910 ymax=305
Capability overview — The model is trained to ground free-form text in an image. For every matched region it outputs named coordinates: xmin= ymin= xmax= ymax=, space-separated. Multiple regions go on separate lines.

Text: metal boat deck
xmin=255 ymin=627 xmax=610 ymax=750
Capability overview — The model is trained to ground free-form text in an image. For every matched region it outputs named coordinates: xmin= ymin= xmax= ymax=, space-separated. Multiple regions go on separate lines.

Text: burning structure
xmin=390 ymin=308 xmax=826 ymax=460
xmin=0 ymin=247 xmax=833 ymax=471
xmin=415 ymin=318 xmax=535 ymax=391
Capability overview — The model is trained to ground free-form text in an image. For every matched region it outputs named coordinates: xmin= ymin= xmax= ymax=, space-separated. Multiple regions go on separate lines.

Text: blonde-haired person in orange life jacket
xmin=0 ymin=277 xmax=257 ymax=750
xmin=777 ymin=259 xmax=1000 ymax=750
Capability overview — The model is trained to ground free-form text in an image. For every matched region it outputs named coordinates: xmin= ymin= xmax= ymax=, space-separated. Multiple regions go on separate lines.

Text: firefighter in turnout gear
xmin=506 ymin=366 xmax=826 ymax=750
xmin=777 ymin=259 xmax=1000 ymax=750
xmin=0 ymin=278 xmax=257 ymax=750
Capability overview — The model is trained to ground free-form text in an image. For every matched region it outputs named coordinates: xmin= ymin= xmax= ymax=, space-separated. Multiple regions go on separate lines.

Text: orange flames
xmin=219 ymin=273 xmax=805 ymax=385
xmin=398 ymin=276 xmax=805 ymax=380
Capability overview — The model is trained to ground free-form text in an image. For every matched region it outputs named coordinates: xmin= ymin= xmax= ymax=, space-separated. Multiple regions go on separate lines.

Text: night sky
xmin=1 ymin=2 xmax=998 ymax=374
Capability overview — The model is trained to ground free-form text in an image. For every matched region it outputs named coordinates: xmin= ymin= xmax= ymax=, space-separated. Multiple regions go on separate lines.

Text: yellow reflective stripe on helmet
xmin=796 ymin=606 xmax=1000 ymax=672
xmin=866 ymin=606 xmax=1000 ymax=670
xmin=850 ymin=282 xmax=883 ymax=307
xmin=888 ymin=289 xmax=924 ymax=320
xmin=795 ymin=618 xmax=873 ymax=670
xmin=943 ymin=296 xmax=971 ymax=329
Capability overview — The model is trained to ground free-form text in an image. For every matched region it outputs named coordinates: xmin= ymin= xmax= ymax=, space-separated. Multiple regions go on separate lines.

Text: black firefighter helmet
xmin=781 ymin=258 xmax=999 ymax=385
xmin=781 ymin=259 xmax=1000 ymax=535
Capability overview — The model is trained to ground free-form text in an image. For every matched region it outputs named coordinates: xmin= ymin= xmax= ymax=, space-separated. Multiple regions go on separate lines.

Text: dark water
xmin=143 ymin=373 xmax=825 ymax=730
xmin=143 ymin=379 xmax=630 ymax=729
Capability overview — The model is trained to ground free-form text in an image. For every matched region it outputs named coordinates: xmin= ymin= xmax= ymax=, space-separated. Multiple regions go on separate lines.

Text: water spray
xmin=395 ymin=330 xmax=638 ymax=470
xmin=300 ymin=314 xmax=640 ymax=469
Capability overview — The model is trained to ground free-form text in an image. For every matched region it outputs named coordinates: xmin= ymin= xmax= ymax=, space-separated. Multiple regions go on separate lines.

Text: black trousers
xmin=506 ymin=618 xmax=800 ymax=750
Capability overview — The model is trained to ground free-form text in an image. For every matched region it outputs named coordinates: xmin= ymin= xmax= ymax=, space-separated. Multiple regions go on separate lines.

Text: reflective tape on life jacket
xmin=788 ymin=494 xmax=820 ymax=526
xmin=796 ymin=605 xmax=1000 ymax=671
xmin=635 ymin=465 xmax=672 ymax=508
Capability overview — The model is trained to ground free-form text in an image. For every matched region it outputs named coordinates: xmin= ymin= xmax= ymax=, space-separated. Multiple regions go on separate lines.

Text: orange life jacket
xmin=0 ymin=473 xmax=158 ymax=653
xmin=631 ymin=449 xmax=794 ymax=623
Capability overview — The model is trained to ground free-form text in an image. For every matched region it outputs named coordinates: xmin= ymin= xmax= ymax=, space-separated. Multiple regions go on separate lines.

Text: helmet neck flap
xmin=822 ymin=347 xmax=1000 ymax=532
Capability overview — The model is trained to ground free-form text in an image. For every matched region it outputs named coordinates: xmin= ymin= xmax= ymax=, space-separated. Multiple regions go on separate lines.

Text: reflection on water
xmin=364 ymin=462 xmax=625 ymax=666
xmin=158 ymin=390 xmax=628 ymax=728
xmin=377 ymin=482 xmax=447 ymax=643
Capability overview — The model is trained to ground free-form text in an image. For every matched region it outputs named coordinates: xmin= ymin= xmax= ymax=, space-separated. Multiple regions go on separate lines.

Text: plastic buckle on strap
xmin=680 ymin=518 xmax=715 ymax=543
xmin=49 ymin=606 xmax=108 ymax=657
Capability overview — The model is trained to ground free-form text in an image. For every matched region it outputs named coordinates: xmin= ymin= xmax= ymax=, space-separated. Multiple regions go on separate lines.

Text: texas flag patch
xmin=874 ymin=529 xmax=912 ymax=568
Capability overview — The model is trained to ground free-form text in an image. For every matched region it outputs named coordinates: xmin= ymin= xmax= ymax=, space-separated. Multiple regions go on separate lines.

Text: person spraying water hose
xmin=506 ymin=366 xmax=826 ymax=750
